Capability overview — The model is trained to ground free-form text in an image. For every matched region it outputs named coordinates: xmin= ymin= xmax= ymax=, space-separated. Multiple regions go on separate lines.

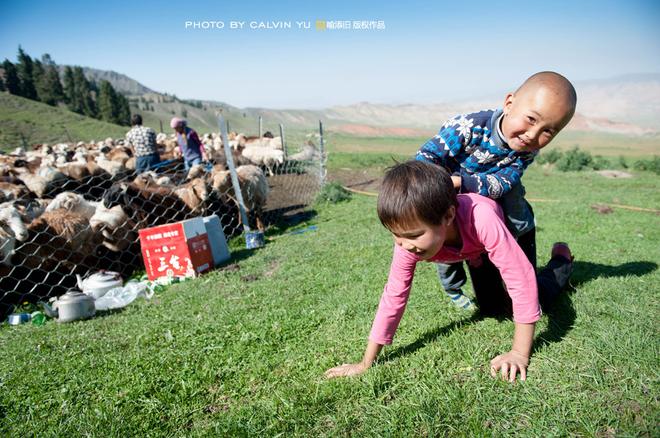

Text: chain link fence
xmin=0 ymin=121 xmax=327 ymax=318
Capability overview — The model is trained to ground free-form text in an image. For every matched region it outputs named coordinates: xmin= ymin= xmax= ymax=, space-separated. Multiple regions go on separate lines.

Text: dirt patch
xmin=328 ymin=168 xmax=382 ymax=194
xmin=596 ymin=170 xmax=634 ymax=179
xmin=591 ymin=204 xmax=614 ymax=214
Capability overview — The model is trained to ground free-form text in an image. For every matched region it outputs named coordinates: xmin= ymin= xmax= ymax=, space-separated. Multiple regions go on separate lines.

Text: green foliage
xmin=2 ymin=59 xmax=20 ymax=95
xmin=16 ymin=46 xmax=37 ymax=100
xmin=536 ymin=148 xmax=563 ymax=164
xmin=97 ymin=80 xmax=130 ymax=126
xmin=617 ymin=155 xmax=628 ymax=169
xmin=555 ymin=147 xmax=595 ymax=171
xmin=72 ymin=66 xmax=97 ymax=118
xmin=315 ymin=181 xmax=352 ymax=204
xmin=632 ymin=156 xmax=660 ymax=174
xmin=591 ymin=154 xmax=612 ymax=170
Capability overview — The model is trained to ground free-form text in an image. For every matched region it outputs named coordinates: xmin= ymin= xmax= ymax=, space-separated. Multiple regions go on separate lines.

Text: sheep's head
xmin=190 ymin=177 xmax=210 ymax=201
xmin=211 ymin=170 xmax=231 ymax=194
xmin=0 ymin=204 xmax=28 ymax=242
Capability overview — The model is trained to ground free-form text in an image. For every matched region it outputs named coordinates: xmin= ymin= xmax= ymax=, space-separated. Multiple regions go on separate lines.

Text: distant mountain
xmin=36 ymin=66 xmax=660 ymax=137
xmin=58 ymin=66 xmax=154 ymax=95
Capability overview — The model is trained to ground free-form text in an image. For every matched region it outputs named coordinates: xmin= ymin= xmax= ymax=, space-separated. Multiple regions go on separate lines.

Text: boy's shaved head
xmin=516 ymin=71 xmax=577 ymax=120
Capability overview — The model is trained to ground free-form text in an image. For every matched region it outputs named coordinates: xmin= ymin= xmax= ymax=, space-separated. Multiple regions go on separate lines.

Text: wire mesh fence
xmin=0 ymin=122 xmax=326 ymax=319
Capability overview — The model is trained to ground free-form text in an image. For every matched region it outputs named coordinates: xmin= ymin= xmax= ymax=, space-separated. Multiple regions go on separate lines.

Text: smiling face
xmin=501 ymin=85 xmax=575 ymax=153
xmin=388 ymin=207 xmax=455 ymax=260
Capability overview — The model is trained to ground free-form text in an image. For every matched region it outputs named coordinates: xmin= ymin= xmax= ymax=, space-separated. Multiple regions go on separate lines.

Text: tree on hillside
xmin=0 ymin=74 xmax=4 ymax=91
xmin=32 ymin=59 xmax=45 ymax=102
xmin=63 ymin=66 xmax=77 ymax=108
xmin=72 ymin=66 xmax=97 ymax=118
xmin=40 ymin=53 xmax=55 ymax=66
xmin=33 ymin=53 xmax=65 ymax=106
xmin=98 ymin=80 xmax=131 ymax=126
xmin=16 ymin=46 xmax=37 ymax=100
xmin=2 ymin=60 xmax=20 ymax=95
xmin=42 ymin=63 xmax=65 ymax=105
xmin=97 ymin=80 xmax=117 ymax=123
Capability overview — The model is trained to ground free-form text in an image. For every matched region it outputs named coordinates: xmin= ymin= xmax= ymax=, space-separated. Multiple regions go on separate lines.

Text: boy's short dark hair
xmin=131 ymin=114 xmax=143 ymax=126
xmin=377 ymin=160 xmax=457 ymax=230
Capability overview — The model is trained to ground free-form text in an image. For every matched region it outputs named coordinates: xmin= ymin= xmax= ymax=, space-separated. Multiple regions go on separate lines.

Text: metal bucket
xmin=245 ymin=231 xmax=265 ymax=249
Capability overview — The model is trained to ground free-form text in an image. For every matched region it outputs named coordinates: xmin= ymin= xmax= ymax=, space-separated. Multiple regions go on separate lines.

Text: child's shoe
xmin=446 ymin=289 xmax=473 ymax=310
xmin=551 ymin=242 xmax=573 ymax=262
xmin=551 ymin=242 xmax=574 ymax=279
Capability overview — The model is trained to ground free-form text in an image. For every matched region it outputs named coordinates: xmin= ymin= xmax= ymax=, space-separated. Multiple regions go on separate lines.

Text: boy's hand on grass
xmin=490 ymin=350 xmax=529 ymax=383
xmin=324 ymin=362 xmax=368 ymax=379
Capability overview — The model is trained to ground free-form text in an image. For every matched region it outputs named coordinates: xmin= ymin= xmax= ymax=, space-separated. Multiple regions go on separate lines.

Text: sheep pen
xmin=0 ymin=132 xmax=325 ymax=318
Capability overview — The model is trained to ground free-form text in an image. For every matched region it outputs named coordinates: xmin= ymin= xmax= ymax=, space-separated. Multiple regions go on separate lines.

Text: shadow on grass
xmin=533 ymin=260 xmax=656 ymax=352
xmin=571 ymin=260 xmax=658 ymax=287
xmin=382 ymin=314 xmax=483 ymax=362
xmin=533 ymin=292 xmax=576 ymax=353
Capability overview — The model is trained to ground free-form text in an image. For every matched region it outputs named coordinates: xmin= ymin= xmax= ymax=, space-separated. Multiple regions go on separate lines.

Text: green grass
xmin=321 ymin=130 xmax=660 ymax=159
xmin=1 ymin=165 xmax=658 ymax=436
xmin=0 ymin=93 xmax=127 ymax=151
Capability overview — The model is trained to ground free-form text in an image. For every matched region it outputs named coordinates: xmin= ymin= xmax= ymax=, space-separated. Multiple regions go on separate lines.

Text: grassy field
xmin=0 ymin=93 xmax=127 ymax=151
xmin=324 ymin=130 xmax=660 ymax=158
xmin=1 ymin=161 xmax=658 ymax=436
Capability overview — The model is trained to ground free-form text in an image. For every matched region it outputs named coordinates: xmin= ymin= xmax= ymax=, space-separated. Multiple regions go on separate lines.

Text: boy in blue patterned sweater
xmin=416 ymin=71 xmax=577 ymax=309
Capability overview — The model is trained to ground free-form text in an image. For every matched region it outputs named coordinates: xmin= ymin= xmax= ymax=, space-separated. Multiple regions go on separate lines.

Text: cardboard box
xmin=138 ymin=217 xmax=213 ymax=281
xmin=203 ymin=215 xmax=231 ymax=266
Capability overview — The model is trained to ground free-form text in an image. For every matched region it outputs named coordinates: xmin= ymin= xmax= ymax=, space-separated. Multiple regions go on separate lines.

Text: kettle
xmin=76 ymin=270 xmax=122 ymax=299
xmin=41 ymin=290 xmax=96 ymax=323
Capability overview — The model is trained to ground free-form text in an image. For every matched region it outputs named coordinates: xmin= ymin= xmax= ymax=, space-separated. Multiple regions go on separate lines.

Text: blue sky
xmin=1 ymin=0 xmax=659 ymax=108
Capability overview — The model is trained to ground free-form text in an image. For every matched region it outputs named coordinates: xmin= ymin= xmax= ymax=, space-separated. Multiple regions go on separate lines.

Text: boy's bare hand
xmin=490 ymin=350 xmax=529 ymax=382
xmin=324 ymin=362 xmax=368 ymax=379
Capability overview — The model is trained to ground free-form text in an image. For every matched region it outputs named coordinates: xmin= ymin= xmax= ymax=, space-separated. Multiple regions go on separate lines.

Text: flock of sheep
xmin=0 ymin=130 xmax=322 ymax=317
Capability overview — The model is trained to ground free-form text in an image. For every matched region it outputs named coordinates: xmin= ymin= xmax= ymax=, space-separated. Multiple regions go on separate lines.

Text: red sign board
xmin=138 ymin=218 xmax=213 ymax=281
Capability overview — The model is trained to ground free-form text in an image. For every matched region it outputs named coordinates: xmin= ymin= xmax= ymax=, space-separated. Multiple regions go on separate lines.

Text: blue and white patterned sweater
xmin=415 ymin=109 xmax=537 ymax=199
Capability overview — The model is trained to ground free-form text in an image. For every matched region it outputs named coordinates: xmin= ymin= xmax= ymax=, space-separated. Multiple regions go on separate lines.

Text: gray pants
xmin=438 ymin=183 xmax=535 ymax=295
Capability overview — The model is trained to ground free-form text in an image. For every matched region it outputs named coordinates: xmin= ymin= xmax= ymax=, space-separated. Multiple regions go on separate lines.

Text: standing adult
xmin=125 ymin=114 xmax=160 ymax=173
xmin=170 ymin=117 xmax=207 ymax=171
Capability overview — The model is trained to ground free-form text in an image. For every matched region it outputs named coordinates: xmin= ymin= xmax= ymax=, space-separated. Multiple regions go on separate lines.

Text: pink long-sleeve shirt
xmin=369 ymin=193 xmax=540 ymax=345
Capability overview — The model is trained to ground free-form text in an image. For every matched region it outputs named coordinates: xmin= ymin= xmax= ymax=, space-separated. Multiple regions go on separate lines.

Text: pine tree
xmin=16 ymin=46 xmax=37 ymax=99
xmin=32 ymin=59 xmax=46 ymax=103
xmin=63 ymin=66 xmax=75 ymax=107
xmin=116 ymin=93 xmax=131 ymax=125
xmin=43 ymin=63 xmax=65 ymax=104
xmin=72 ymin=67 xmax=96 ymax=117
xmin=0 ymin=75 xmax=4 ymax=91
xmin=2 ymin=60 xmax=20 ymax=95
xmin=97 ymin=80 xmax=117 ymax=123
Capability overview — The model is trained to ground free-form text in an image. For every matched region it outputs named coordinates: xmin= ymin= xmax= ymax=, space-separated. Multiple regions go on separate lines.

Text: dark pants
xmin=467 ymin=242 xmax=573 ymax=316
xmin=136 ymin=152 xmax=160 ymax=174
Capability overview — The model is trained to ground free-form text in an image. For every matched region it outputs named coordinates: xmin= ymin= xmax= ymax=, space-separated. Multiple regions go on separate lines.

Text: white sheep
xmin=211 ymin=164 xmax=269 ymax=231
xmin=95 ymin=155 xmax=125 ymax=177
xmin=241 ymin=147 xmax=284 ymax=176
xmin=45 ymin=192 xmax=101 ymax=220
xmin=0 ymin=203 xmax=29 ymax=265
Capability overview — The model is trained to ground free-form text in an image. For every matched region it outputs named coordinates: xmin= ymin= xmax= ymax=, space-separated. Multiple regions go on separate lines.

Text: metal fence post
xmin=279 ymin=123 xmax=287 ymax=160
xmin=219 ymin=115 xmax=251 ymax=231
xmin=319 ymin=120 xmax=326 ymax=184
xmin=259 ymin=116 xmax=263 ymax=138
xmin=159 ymin=120 xmax=164 ymax=134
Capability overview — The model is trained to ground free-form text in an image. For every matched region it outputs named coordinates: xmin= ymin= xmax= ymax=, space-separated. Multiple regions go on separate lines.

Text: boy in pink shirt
xmin=325 ymin=161 xmax=573 ymax=382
